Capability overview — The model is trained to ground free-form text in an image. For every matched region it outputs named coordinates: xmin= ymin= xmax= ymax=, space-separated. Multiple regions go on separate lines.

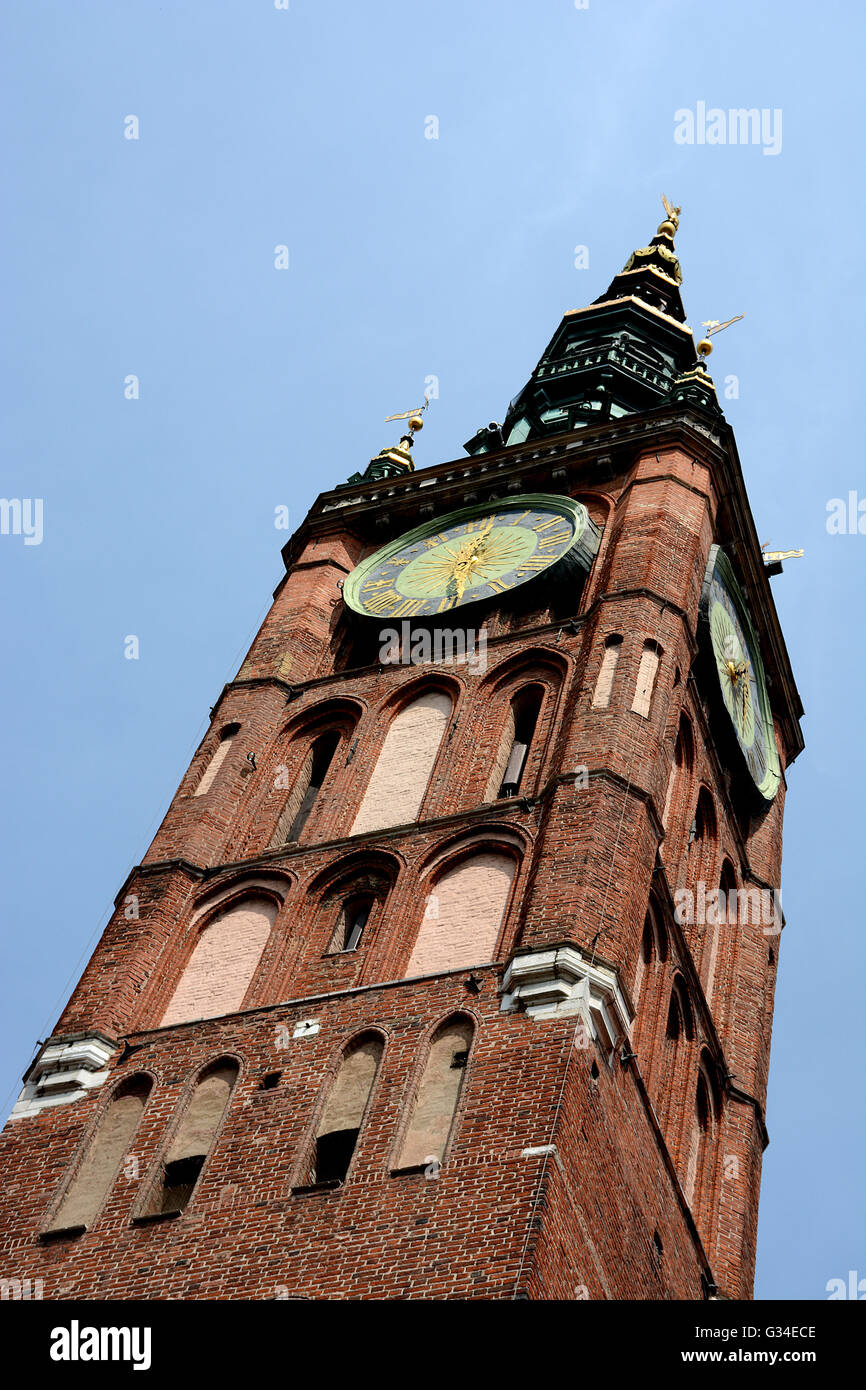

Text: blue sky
xmin=1 ymin=0 xmax=863 ymax=1300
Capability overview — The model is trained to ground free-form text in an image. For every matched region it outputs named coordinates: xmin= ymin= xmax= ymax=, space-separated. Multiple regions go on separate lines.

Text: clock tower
xmin=0 ymin=202 xmax=803 ymax=1302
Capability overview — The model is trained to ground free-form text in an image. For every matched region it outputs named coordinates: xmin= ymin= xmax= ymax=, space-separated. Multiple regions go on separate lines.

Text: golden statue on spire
xmin=659 ymin=193 xmax=681 ymax=235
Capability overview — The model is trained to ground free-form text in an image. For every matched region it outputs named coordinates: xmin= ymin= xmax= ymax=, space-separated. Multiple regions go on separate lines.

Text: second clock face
xmin=700 ymin=546 xmax=781 ymax=802
xmin=343 ymin=494 xmax=598 ymax=619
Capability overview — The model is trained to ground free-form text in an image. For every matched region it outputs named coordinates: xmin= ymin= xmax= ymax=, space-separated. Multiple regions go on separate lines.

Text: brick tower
xmin=0 ymin=201 xmax=803 ymax=1302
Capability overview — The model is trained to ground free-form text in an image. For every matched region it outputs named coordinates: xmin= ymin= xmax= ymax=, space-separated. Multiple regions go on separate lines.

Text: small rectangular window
xmin=160 ymin=1156 xmax=204 ymax=1214
xmin=314 ymin=1129 xmax=359 ymax=1185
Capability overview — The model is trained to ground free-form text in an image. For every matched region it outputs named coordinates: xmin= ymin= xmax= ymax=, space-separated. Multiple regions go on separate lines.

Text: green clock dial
xmin=699 ymin=546 xmax=781 ymax=802
xmin=343 ymin=494 xmax=600 ymax=619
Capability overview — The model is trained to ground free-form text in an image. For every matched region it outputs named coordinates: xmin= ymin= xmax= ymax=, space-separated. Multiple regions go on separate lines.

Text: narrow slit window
xmin=274 ymin=730 xmax=341 ymax=846
xmin=666 ymin=979 xmax=693 ymax=1043
xmin=591 ymin=636 xmax=622 ymax=709
xmin=489 ymin=687 xmax=543 ymax=800
xmin=329 ymin=893 xmax=374 ymax=953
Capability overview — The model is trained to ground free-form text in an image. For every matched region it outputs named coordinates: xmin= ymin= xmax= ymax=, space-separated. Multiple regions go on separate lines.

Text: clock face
xmin=343 ymin=494 xmax=599 ymax=620
xmin=700 ymin=546 xmax=781 ymax=802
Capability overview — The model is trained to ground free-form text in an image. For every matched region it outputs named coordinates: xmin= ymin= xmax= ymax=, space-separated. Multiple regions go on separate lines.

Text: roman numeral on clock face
xmin=363 ymin=588 xmax=403 ymax=614
xmin=390 ymin=599 xmax=425 ymax=618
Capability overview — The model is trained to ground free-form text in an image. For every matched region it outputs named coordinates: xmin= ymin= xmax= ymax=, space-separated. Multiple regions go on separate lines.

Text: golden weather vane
xmin=697 ymin=313 xmax=745 ymax=358
xmin=384 ymin=394 xmax=431 ymax=446
xmin=761 ymin=542 xmax=804 ymax=565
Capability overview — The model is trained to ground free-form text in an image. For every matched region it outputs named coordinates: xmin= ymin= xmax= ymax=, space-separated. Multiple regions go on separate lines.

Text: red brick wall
xmin=0 ymin=427 xmax=797 ymax=1301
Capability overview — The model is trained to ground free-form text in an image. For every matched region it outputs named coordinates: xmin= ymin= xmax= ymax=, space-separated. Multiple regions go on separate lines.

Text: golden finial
xmin=697 ymin=313 xmax=745 ymax=357
xmin=657 ymin=193 xmax=681 ymax=237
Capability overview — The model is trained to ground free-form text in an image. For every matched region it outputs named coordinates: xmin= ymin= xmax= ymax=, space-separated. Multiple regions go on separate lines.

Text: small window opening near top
xmin=287 ymin=730 xmax=341 ymax=843
xmin=160 ymin=1156 xmax=205 ymax=1214
xmin=666 ymin=993 xmax=682 ymax=1041
xmin=259 ymin=1072 xmax=282 ymax=1091
xmin=314 ymin=1128 xmax=359 ymax=1186
xmin=499 ymin=688 xmax=542 ymax=799
xmin=329 ymin=893 xmax=374 ymax=954
xmin=343 ymin=896 xmax=372 ymax=952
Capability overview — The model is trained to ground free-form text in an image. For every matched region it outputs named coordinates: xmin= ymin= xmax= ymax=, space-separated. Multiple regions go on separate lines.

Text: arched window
xmin=632 ymin=901 xmax=668 ymax=1010
xmin=686 ymin=1053 xmax=721 ymax=1211
xmin=194 ymin=723 xmax=240 ymax=797
xmin=686 ymin=788 xmax=718 ymax=924
xmin=140 ymin=1059 xmax=238 ymax=1217
xmin=350 ymin=689 xmax=451 ymax=836
xmin=273 ymin=729 xmax=341 ymax=846
xmin=705 ymin=859 xmax=737 ymax=1006
xmin=406 ymin=850 xmax=515 ymax=977
xmin=665 ymin=977 xmax=694 ymax=1043
xmin=662 ymin=713 xmax=694 ymax=831
xmin=328 ymin=892 xmax=374 ymax=953
xmin=688 ymin=788 xmax=716 ymax=858
xmin=45 ymin=1076 xmax=153 ymax=1234
xmin=632 ymin=640 xmax=662 ymax=718
xmin=485 ymin=685 xmax=543 ymax=801
xmin=304 ymin=1034 xmax=383 ymax=1187
xmin=591 ymin=634 xmax=622 ymax=709
xmin=160 ymin=895 xmax=277 ymax=1026
xmin=396 ymin=1016 xmax=474 ymax=1172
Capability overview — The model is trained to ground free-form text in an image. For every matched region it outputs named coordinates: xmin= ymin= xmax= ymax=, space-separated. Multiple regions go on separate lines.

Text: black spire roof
xmin=466 ymin=200 xmax=721 ymax=456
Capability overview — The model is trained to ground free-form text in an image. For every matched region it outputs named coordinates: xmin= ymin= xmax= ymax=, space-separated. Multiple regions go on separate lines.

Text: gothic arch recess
xmin=238 ymin=698 xmax=363 ymax=855
xmin=403 ymin=832 xmax=524 ymax=979
xmin=393 ymin=1013 xmax=477 ymax=1175
xmin=44 ymin=1074 xmax=155 ymax=1235
xmin=136 ymin=1057 xmax=241 ymax=1219
xmin=153 ymin=882 xmax=288 ymax=1029
xmin=305 ymin=851 xmax=401 ymax=964
xmin=469 ymin=648 xmax=568 ymax=807
xmin=294 ymin=1031 xmax=387 ymax=1190
xmin=349 ymin=679 xmax=460 ymax=836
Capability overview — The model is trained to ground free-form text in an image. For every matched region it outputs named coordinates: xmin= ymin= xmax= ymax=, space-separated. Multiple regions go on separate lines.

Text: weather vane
xmin=761 ymin=542 xmax=804 ymax=565
xmin=384 ymin=394 xmax=432 ymax=450
xmin=697 ymin=314 xmax=745 ymax=358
